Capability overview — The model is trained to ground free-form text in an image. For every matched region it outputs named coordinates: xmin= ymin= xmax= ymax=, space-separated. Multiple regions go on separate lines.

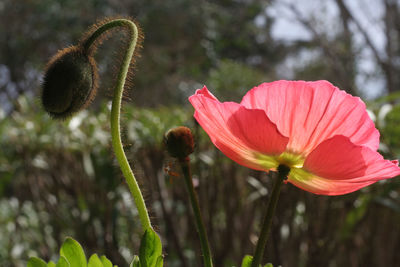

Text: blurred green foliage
xmin=382 ymin=105 xmax=400 ymax=153
xmin=208 ymin=59 xmax=267 ymax=102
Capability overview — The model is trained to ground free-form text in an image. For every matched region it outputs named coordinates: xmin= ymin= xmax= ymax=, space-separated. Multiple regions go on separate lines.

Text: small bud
xmin=41 ymin=46 xmax=98 ymax=119
xmin=164 ymin=126 xmax=194 ymax=159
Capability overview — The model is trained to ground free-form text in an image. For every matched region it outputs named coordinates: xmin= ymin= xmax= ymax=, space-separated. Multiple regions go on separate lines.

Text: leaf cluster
xmin=28 ymin=229 xmax=163 ymax=267
xmin=28 ymin=237 xmax=115 ymax=267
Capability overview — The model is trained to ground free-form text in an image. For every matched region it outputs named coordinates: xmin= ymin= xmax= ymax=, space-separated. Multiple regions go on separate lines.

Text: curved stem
xmin=251 ymin=165 xmax=289 ymax=267
xmin=179 ymin=158 xmax=213 ymax=267
xmin=84 ymin=19 xmax=152 ymax=231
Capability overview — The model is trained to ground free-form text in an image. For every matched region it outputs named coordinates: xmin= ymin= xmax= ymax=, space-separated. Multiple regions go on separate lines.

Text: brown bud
xmin=164 ymin=126 xmax=194 ymax=159
xmin=41 ymin=46 xmax=98 ymax=119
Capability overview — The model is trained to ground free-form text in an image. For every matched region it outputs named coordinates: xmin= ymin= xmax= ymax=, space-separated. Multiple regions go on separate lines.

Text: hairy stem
xmin=84 ymin=19 xmax=152 ymax=231
xmin=179 ymin=158 xmax=213 ymax=267
xmin=251 ymin=165 xmax=289 ymax=267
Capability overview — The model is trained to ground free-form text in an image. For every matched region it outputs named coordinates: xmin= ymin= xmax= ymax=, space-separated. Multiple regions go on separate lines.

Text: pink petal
xmin=288 ymin=135 xmax=400 ymax=195
xmin=288 ymin=171 xmax=376 ymax=195
xmin=303 ymin=135 xmax=400 ymax=182
xmin=189 ymin=86 xmax=289 ymax=170
xmin=240 ymin=80 xmax=379 ymax=155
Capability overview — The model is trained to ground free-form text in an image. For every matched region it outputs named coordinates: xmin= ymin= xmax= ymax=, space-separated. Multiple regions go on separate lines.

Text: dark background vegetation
xmin=1 ymin=0 xmax=400 ymax=266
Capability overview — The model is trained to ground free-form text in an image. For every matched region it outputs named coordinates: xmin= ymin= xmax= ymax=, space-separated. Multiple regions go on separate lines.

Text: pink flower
xmin=189 ymin=80 xmax=400 ymax=195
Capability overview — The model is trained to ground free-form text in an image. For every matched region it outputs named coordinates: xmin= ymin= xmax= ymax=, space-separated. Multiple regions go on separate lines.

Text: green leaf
xmin=241 ymin=255 xmax=253 ymax=267
xmin=56 ymin=256 xmax=70 ymax=267
xmin=130 ymin=256 xmax=140 ymax=267
xmin=27 ymin=257 xmax=47 ymax=267
xmin=100 ymin=255 xmax=113 ymax=267
xmin=47 ymin=261 xmax=56 ymax=267
xmin=88 ymin=254 xmax=103 ymax=267
xmin=139 ymin=229 xmax=163 ymax=267
xmin=60 ymin=237 xmax=87 ymax=267
xmin=155 ymin=256 xmax=163 ymax=267
xmin=264 ymin=264 xmax=273 ymax=267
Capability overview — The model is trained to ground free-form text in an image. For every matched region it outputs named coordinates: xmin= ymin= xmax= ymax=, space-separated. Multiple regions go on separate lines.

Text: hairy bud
xmin=41 ymin=46 xmax=98 ymax=119
xmin=164 ymin=126 xmax=194 ymax=159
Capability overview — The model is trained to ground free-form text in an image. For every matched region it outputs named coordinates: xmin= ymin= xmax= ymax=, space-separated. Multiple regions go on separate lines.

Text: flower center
xmin=277 ymin=152 xmax=304 ymax=169
xmin=255 ymin=151 xmax=304 ymax=171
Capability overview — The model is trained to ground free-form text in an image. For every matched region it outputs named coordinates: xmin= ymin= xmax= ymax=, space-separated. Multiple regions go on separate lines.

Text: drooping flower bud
xmin=164 ymin=126 xmax=194 ymax=160
xmin=41 ymin=46 xmax=98 ymax=119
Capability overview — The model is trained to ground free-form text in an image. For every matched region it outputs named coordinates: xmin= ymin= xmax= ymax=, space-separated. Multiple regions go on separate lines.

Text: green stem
xmin=250 ymin=165 xmax=289 ymax=267
xmin=83 ymin=19 xmax=152 ymax=231
xmin=179 ymin=158 xmax=213 ymax=267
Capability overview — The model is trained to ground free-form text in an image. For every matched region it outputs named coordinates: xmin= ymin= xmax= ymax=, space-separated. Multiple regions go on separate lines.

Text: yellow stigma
xmin=277 ymin=152 xmax=304 ymax=169
xmin=256 ymin=151 xmax=304 ymax=170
